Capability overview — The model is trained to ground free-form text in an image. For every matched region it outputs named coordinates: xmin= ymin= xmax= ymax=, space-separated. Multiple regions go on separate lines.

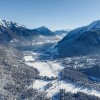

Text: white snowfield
xmin=24 ymin=56 xmax=34 ymax=62
xmin=24 ymin=55 xmax=63 ymax=77
xmin=32 ymin=80 xmax=49 ymax=90
xmin=26 ymin=61 xmax=56 ymax=77
xmin=24 ymin=53 xmax=100 ymax=98
xmin=32 ymin=79 xmax=100 ymax=98
xmin=46 ymin=81 xmax=100 ymax=97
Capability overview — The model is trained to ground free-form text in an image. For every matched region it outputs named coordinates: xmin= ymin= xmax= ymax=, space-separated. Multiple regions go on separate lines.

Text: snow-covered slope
xmin=55 ymin=20 xmax=100 ymax=57
xmin=0 ymin=19 xmax=57 ymax=46
xmin=0 ymin=19 xmax=35 ymax=44
xmin=32 ymin=26 xmax=55 ymax=36
xmin=0 ymin=19 xmax=26 ymax=28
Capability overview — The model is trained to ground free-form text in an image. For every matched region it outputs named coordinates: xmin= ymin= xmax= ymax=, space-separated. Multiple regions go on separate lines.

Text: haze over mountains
xmin=0 ymin=20 xmax=57 ymax=43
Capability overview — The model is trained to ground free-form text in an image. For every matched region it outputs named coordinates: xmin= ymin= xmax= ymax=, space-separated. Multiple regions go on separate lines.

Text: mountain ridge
xmin=0 ymin=19 xmax=56 ymax=45
xmin=55 ymin=20 xmax=100 ymax=57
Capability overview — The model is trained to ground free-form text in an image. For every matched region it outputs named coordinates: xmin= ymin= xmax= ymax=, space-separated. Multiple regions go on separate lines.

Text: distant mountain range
xmin=55 ymin=20 xmax=100 ymax=57
xmin=54 ymin=29 xmax=70 ymax=35
xmin=32 ymin=26 xmax=55 ymax=36
xmin=0 ymin=20 xmax=56 ymax=44
xmin=0 ymin=20 xmax=33 ymax=43
xmin=1 ymin=19 xmax=100 ymax=57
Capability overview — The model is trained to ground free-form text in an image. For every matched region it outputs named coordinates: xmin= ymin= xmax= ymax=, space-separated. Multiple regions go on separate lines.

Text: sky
xmin=0 ymin=0 xmax=100 ymax=30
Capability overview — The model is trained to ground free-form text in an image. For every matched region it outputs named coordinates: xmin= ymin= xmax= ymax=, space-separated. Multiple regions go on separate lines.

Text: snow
xmin=33 ymin=80 xmax=49 ymax=90
xmin=24 ymin=56 xmax=34 ymax=62
xmin=26 ymin=61 xmax=58 ymax=77
xmin=87 ymin=20 xmax=100 ymax=31
xmin=47 ymin=81 xmax=100 ymax=97
xmin=24 ymin=51 xmax=100 ymax=98
xmin=32 ymin=79 xmax=100 ymax=98
xmin=10 ymin=40 xmax=14 ymax=43
xmin=22 ymin=20 xmax=100 ymax=99
xmin=46 ymin=61 xmax=63 ymax=75
xmin=61 ymin=20 xmax=100 ymax=45
xmin=0 ymin=19 xmax=26 ymax=28
xmin=0 ymin=19 xmax=6 ymax=27
xmin=81 ymin=20 xmax=100 ymax=32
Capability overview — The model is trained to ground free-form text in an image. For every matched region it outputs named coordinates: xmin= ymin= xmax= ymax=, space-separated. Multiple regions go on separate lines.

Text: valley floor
xmin=24 ymin=51 xmax=100 ymax=99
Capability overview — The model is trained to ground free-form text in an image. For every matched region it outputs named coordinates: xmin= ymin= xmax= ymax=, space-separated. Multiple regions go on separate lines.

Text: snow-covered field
xmin=24 ymin=55 xmax=63 ymax=77
xmin=26 ymin=61 xmax=56 ymax=77
xmin=24 ymin=52 xmax=100 ymax=98
xmin=24 ymin=56 xmax=34 ymax=62
xmin=23 ymin=35 xmax=100 ymax=99
xmin=46 ymin=80 xmax=100 ymax=97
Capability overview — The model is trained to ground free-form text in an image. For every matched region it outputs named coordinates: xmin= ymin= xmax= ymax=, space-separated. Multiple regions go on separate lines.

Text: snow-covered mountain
xmin=0 ymin=19 xmax=26 ymax=28
xmin=32 ymin=26 xmax=55 ymax=36
xmin=55 ymin=20 xmax=100 ymax=57
xmin=0 ymin=19 xmax=35 ymax=44
xmin=0 ymin=20 xmax=56 ymax=45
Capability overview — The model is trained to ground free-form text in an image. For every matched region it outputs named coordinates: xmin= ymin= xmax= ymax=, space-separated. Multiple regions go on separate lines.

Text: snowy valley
xmin=23 ymin=48 xmax=100 ymax=99
xmin=0 ymin=19 xmax=100 ymax=100
xmin=22 ymin=20 xmax=100 ymax=99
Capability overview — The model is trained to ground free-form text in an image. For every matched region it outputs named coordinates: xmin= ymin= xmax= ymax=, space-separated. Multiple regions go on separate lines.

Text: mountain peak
xmin=0 ymin=19 xmax=7 ymax=27
xmin=36 ymin=26 xmax=50 ymax=31
xmin=34 ymin=26 xmax=55 ymax=36
xmin=39 ymin=26 xmax=48 ymax=29
xmin=0 ymin=19 xmax=26 ymax=28
xmin=56 ymin=19 xmax=100 ymax=57
xmin=87 ymin=20 xmax=100 ymax=31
